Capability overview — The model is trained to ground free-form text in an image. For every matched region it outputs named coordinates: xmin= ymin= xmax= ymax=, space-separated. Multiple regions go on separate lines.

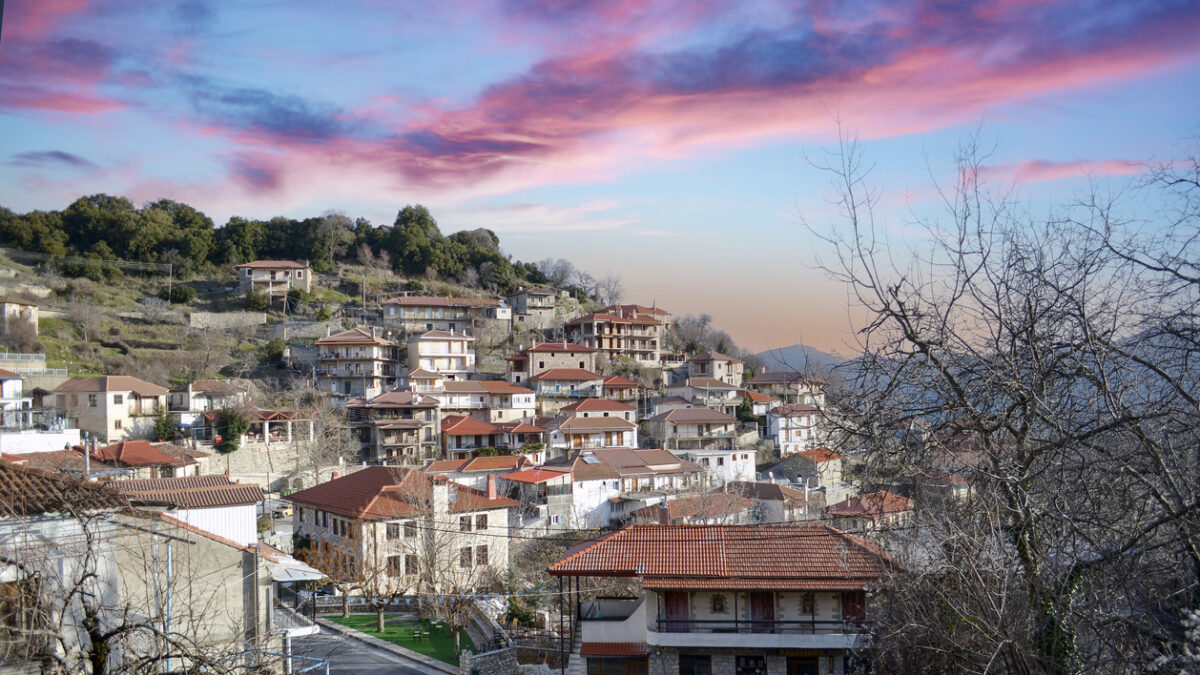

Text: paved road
xmin=292 ymin=631 xmax=432 ymax=675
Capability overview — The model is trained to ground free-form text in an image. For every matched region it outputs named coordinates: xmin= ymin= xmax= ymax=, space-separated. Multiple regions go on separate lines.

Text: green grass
xmin=327 ymin=614 xmax=474 ymax=665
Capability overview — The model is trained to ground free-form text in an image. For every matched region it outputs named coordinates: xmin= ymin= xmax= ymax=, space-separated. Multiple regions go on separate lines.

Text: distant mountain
xmin=753 ymin=344 xmax=848 ymax=376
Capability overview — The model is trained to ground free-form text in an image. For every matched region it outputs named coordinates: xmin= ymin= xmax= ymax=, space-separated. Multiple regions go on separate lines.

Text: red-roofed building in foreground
xmin=548 ymin=523 xmax=891 ymax=675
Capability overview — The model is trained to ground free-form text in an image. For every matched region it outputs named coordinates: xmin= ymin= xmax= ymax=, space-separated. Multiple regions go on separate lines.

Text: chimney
xmin=432 ymin=475 xmax=450 ymax=514
xmin=486 ymin=473 xmax=498 ymax=500
xmin=658 ymin=501 xmax=671 ymax=525
xmin=332 ymin=470 xmax=340 ymax=480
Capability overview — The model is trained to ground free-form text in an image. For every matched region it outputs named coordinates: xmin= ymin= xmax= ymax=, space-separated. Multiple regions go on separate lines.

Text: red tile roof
xmin=285 ymin=466 xmax=518 ymax=519
xmin=316 ymin=328 xmax=394 ymax=346
xmin=557 ymin=416 xmax=637 ymax=432
xmin=602 ymin=375 xmax=640 ymax=389
xmin=440 ymin=381 xmax=533 ymax=395
xmin=647 ymin=408 xmax=736 ymax=424
xmin=413 ymin=330 xmax=474 ymax=340
xmin=0 ymin=368 xmax=20 ymax=379
xmin=83 ymin=441 xmax=186 ymax=468
xmin=441 ymin=415 xmax=502 ymax=436
xmin=770 ymin=403 xmax=823 ymax=416
xmin=523 ymin=342 xmax=594 ymax=353
xmin=736 ymin=390 xmax=780 ymax=404
xmin=117 ymin=483 xmax=264 ymax=509
xmin=826 ymin=491 xmax=913 ymax=518
xmin=797 ymin=447 xmax=841 ymax=463
xmin=630 ymin=493 xmax=757 ymax=521
xmin=233 ymin=260 xmax=308 ymax=269
xmin=549 ymin=524 xmax=891 ymax=586
xmin=560 ymin=399 xmax=635 ymax=413
xmin=381 ymin=296 xmax=499 ymax=307
xmin=686 ymin=350 xmax=742 ymax=364
xmin=500 ymin=468 xmax=569 ymax=484
xmin=529 ymin=368 xmax=603 ymax=382
xmin=0 ymin=461 xmax=130 ymax=516
xmin=424 ymin=456 xmax=532 ymax=474
xmin=52 ymin=375 xmax=168 ymax=397
xmin=347 ymin=390 xmax=439 ymax=408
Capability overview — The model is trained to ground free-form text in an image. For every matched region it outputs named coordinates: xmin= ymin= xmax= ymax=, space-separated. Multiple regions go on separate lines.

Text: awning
xmin=268 ymin=557 xmax=326 ymax=583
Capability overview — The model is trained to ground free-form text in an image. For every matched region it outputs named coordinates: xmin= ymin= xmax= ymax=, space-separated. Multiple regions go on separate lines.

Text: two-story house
xmin=407 ymin=330 xmax=476 ymax=380
xmin=346 ymin=390 xmax=441 ymax=465
xmin=110 ymin=474 xmax=264 ymax=546
xmin=0 ymin=368 xmax=33 ymax=429
xmin=768 ymin=403 xmax=827 ymax=456
xmin=548 ymin=524 xmax=892 ymax=675
xmin=233 ymin=259 xmax=313 ymax=303
xmin=528 ymin=369 xmax=605 ymax=415
xmin=506 ymin=342 xmax=597 ymax=385
xmin=428 ymin=380 xmax=537 ymax=423
xmin=381 ymin=295 xmax=509 ymax=333
xmin=560 ymin=398 xmax=638 ymax=423
xmin=601 ymin=375 xmax=643 ymax=404
xmin=80 ymin=439 xmax=204 ymax=479
xmin=685 ymin=350 xmax=744 ymax=386
xmin=440 ymin=416 xmax=547 ymax=458
xmin=747 ymin=371 xmax=827 ymax=406
xmin=287 ymin=468 xmax=517 ymax=592
xmin=565 ymin=304 xmax=670 ymax=366
xmin=506 ymin=287 xmax=559 ymax=329
xmin=664 ymin=378 xmax=744 ymax=416
xmin=316 ymin=327 xmax=402 ymax=402
xmin=629 ymin=492 xmax=758 ymax=525
xmin=543 ymin=415 xmax=639 ymax=453
xmin=422 ymin=455 xmax=534 ymax=490
xmin=645 ymin=407 xmax=739 ymax=451
xmin=167 ymin=380 xmax=250 ymax=426
xmin=676 ymin=448 xmax=756 ymax=486
xmin=48 ymin=376 xmax=169 ymax=442
xmin=825 ymin=491 xmax=914 ymax=534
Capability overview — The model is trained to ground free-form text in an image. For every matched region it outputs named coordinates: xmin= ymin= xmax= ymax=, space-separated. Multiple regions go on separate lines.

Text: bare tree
xmin=537 ymin=258 xmax=575 ymax=288
xmin=812 ymin=133 xmax=1200 ymax=672
xmin=66 ymin=293 xmax=103 ymax=345
xmin=597 ymin=274 xmax=624 ymax=305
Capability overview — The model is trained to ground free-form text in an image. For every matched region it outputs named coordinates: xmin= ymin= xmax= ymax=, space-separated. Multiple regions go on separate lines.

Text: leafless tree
xmin=278 ymin=379 xmax=353 ymax=484
xmin=596 ymin=274 xmax=624 ymax=305
xmin=537 ymin=258 xmax=575 ymax=287
xmin=811 ymin=132 xmax=1200 ymax=673
xmin=66 ymin=293 xmax=103 ymax=345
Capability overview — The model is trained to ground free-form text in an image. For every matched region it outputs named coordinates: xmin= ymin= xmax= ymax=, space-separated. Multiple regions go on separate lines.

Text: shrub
xmin=158 ymin=285 xmax=196 ymax=303
xmin=246 ymin=288 xmax=270 ymax=311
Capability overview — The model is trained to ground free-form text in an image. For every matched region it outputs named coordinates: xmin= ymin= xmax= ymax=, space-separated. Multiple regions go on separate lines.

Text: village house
xmin=684 ymin=350 xmax=744 ymax=386
xmin=345 ymin=390 xmax=441 ymax=465
xmin=47 ymin=376 xmax=168 ymax=443
xmin=747 ymin=371 xmax=827 ymax=406
xmin=407 ymin=329 xmax=476 ymax=380
xmin=440 ymin=416 xmax=547 ymax=459
xmin=79 ymin=439 xmax=204 ymax=479
xmin=528 ymin=368 xmax=605 ymax=414
xmin=734 ymin=389 xmax=782 ymax=418
xmin=287 ymin=467 xmax=516 ymax=591
xmin=0 ymin=368 xmax=33 ymax=429
xmin=380 ymin=295 xmax=509 ymax=333
xmin=825 ymin=491 xmax=915 ymax=534
xmin=565 ymin=304 xmax=671 ymax=366
xmin=629 ymin=492 xmax=759 ymax=525
xmin=427 ymin=380 xmax=537 ymax=423
xmin=0 ymin=462 xmax=279 ymax=672
xmin=601 ymin=375 xmax=642 ymax=404
xmin=548 ymin=523 xmax=892 ymax=675
xmin=645 ymin=407 xmax=739 ymax=451
xmin=768 ymin=403 xmax=827 ymax=456
xmin=110 ymin=474 xmax=264 ymax=546
xmin=495 ymin=466 xmax=574 ymax=533
xmin=560 ymin=398 xmax=638 ymax=423
xmin=505 ymin=342 xmax=597 ymax=385
xmin=727 ymin=481 xmax=826 ymax=524
xmin=506 ymin=287 xmax=558 ymax=329
xmin=167 ymin=379 xmax=250 ymax=426
xmin=543 ymin=415 xmax=639 ymax=452
xmin=664 ymin=377 xmax=744 ymax=416
xmin=421 ymin=455 xmax=535 ymax=490
xmin=0 ymin=298 xmax=38 ymax=336
xmin=316 ymin=327 xmax=402 ymax=403
xmin=676 ymin=448 xmax=756 ymax=486
xmin=232 ymin=259 xmax=313 ymax=302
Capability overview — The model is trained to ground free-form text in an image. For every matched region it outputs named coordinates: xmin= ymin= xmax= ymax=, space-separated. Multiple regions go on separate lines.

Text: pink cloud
xmin=979 ymin=159 xmax=1145 ymax=185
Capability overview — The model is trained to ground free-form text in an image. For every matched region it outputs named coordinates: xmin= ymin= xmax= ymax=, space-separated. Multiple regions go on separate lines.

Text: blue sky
xmin=2 ymin=0 xmax=1199 ymax=352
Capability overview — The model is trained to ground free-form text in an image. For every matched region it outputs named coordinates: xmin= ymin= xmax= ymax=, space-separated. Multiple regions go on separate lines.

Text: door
xmin=664 ymin=591 xmax=689 ymax=632
xmin=786 ymin=657 xmax=819 ymax=675
xmin=750 ymin=592 xmax=774 ymax=633
xmin=842 ymin=590 xmax=866 ymax=625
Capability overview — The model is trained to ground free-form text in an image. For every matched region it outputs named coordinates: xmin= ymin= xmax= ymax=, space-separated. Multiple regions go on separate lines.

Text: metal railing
xmin=652 ymin=618 xmax=867 ymax=634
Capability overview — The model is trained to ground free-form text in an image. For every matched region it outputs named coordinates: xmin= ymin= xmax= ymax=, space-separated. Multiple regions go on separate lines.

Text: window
xmin=735 ymin=655 xmax=767 ymax=675
xmin=679 ymin=655 xmax=712 ymax=675
xmin=800 ymin=593 xmax=815 ymax=614
xmin=551 ymin=515 xmax=562 ymax=524
xmin=404 ymin=521 xmax=417 ymax=538
xmin=538 ymin=361 xmax=545 ymax=369
xmin=459 ymin=547 xmax=473 ymax=568
xmin=245 ymin=269 xmax=252 ymax=277
xmin=460 ymin=515 xmax=472 ymax=532
xmin=114 ymin=420 xmax=121 ymax=430
xmin=405 ymin=553 xmax=419 ymax=576
xmin=475 ymin=545 xmax=488 ymax=566
xmin=113 ymin=394 xmax=123 ymax=405
xmin=296 ymin=271 xmax=303 ymax=278
xmin=387 ymin=523 xmax=400 ymax=540
xmin=88 ymin=394 xmax=98 ymax=408
xmin=475 ymin=514 xmax=488 ymax=530
xmin=711 ymin=593 xmax=727 ymax=613
xmin=322 ymin=512 xmax=329 ymax=528
xmin=387 ymin=555 xmax=403 ymax=575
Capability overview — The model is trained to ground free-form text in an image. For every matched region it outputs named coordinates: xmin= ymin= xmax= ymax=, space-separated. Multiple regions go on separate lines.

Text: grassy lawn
xmin=328 ymin=614 xmax=474 ymax=665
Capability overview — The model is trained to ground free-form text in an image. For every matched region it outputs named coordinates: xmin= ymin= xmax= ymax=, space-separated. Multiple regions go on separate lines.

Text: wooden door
xmin=750 ymin=592 xmax=774 ymax=633
xmin=786 ymin=657 xmax=819 ymax=675
xmin=842 ymin=590 xmax=866 ymax=624
xmin=664 ymin=591 xmax=689 ymax=632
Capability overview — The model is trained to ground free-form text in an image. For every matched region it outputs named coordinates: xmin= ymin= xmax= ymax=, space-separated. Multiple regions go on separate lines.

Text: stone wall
xmin=459 ymin=647 xmax=520 ymax=675
xmin=188 ymin=311 xmax=266 ymax=330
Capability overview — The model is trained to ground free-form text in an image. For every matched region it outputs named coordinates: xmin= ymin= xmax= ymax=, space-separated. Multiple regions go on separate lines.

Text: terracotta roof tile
xmin=440 ymin=381 xmax=533 ymax=395
xmin=529 ymin=368 xmax=602 ymax=382
xmin=381 ymin=296 xmax=499 ymax=307
xmin=797 ymin=447 xmax=841 ymax=463
xmin=770 ymin=403 xmax=823 ymax=416
xmin=646 ymin=408 xmax=736 ymax=424
xmin=84 ymin=441 xmax=186 ymax=468
xmin=601 ymin=375 xmax=640 ymax=388
xmin=118 ymin=484 xmax=264 ymax=509
xmin=560 ymin=399 xmax=635 ymax=413
xmin=0 ymin=369 xmax=20 ymax=379
xmin=630 ymin=493 xmax=757 ymax=521
xmin=523 ymin=342 xmax=594 ymax=353
xmin=548 ymin=524 xmax=891 ymax=583
xmin=285 ymin=466 xmax=517 ymax=520
xmin=686 ymin=350 xmax=742 ymax=364
xmin=580 ymin=643 xmax=648 ymax=657
xmin=51 ymin=376 xmax=168 ymax=397
xmin=316 ymin=328 xmax=394 ymax=346
xmin=826 ymin=491 xmax=913 ymax=518
xmin=500 ymin=468 xmax=569 ymax=484
xmin=0 ymin=461 xmax=130 ymax=516
xmin=233 ymin=260 xmax=308 ymax=269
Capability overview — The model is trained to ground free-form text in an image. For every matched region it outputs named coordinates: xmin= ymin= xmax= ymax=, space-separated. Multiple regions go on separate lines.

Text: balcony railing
xmin=653 ymin=618 xmax=867 ymax=635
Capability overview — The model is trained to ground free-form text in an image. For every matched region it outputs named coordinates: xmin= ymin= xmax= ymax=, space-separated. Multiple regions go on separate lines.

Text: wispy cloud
xmin=9 ymin=150 xmax=98 ymax=170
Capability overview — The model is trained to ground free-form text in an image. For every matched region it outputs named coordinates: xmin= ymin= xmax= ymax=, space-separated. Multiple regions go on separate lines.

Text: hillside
xmin=753 ymin=343 xmax=846 ymax=376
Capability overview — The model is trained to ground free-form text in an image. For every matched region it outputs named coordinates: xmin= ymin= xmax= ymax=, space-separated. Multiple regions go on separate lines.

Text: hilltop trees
xmin=815 ymin=135 xmax=1200 ymax=672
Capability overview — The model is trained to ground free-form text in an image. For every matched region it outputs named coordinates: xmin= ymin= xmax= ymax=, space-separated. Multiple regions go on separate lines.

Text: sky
xmin=2 ymin=0 xmax=1199 ymax=355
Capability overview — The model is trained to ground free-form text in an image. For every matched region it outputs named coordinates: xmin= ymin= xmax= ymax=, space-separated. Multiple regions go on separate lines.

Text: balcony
xmin=578 ymin=598 xmax=647 ymax=644
xmin=645 ymin=618 xmax=868 ymax=651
